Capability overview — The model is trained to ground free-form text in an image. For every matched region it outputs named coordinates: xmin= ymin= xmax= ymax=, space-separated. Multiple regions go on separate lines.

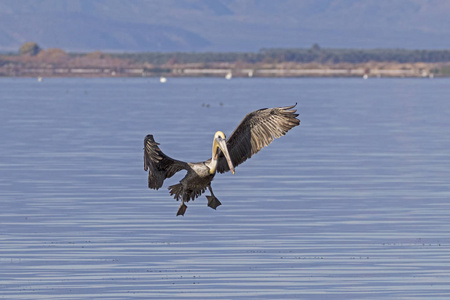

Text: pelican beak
xmin=216 ymin=137 xmax=235 ymax=174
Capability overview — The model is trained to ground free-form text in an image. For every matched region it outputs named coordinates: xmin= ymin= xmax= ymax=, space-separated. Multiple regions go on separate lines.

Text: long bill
xmin=215 ymin=137 xmax=235 ymax=174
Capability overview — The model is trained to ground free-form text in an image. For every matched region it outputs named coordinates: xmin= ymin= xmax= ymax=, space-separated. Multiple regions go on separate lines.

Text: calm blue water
xmin=1 ymin=77 xmax=450 ymax=299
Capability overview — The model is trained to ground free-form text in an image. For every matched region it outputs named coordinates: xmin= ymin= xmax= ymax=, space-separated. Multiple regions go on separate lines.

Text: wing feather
xmin=144 ymin=135 xmax=188 ymax=189
xmin=217 ymin=104 xmax=300 ymax=173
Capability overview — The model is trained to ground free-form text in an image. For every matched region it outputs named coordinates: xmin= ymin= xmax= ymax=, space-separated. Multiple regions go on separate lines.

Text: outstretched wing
xmin=217 ymin=104 xmax=300 ymax=173
xmin=144 ymin=135 xmax=188 ymax=189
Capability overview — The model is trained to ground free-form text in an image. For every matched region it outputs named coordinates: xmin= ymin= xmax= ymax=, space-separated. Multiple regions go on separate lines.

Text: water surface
xmin=1 ymin=77 xmax=450 ymax=299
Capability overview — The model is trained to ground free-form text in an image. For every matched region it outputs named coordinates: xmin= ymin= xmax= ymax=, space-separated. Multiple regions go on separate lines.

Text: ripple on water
xmin=1 ymin=78 xmax=450 ymax=299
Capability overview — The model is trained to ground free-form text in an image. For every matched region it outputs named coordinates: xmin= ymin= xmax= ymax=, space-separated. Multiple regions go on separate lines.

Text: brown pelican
xmin=144 ymin=104 xmax=300 ymax=216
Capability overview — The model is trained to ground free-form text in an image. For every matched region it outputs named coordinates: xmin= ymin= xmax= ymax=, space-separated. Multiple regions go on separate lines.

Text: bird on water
xmin=144 ymin=104 xmax=300 ymax=216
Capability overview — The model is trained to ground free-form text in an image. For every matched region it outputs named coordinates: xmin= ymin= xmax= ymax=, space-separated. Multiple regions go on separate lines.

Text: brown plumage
xmin=144 ymin=104 xmax=300 ymax=216
xmin=217 ymin=104 xmax=300 ymax=173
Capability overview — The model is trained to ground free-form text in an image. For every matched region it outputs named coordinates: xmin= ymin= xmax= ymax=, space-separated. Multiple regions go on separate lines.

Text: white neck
xmin=208 ymin=140 xmax=220 ymax=174
xmin=208 ymin=157 xmax=218 ymax=174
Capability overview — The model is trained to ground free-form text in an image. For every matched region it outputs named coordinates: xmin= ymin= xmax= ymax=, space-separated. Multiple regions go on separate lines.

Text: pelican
xmin=144 ymin=104 xmax=300 ymax=216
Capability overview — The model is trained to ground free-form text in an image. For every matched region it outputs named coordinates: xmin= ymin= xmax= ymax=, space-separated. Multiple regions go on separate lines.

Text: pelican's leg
xmin=177 ymin=193 xmax=188 ymax=216
xmin=206 ymin=184 xmax=222 ymax=210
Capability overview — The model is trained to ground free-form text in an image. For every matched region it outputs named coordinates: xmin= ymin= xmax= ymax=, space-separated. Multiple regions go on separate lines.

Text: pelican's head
xmin=212 ymin=131 xmax=235 ymax=174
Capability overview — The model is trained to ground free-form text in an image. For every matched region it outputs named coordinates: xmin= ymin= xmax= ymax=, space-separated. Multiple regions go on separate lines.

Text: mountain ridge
xmin=1 ymin=0 xmax=449 ymax=52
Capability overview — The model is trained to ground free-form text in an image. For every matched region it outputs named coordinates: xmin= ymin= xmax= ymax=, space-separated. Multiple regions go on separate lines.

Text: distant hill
xmin=1 ymin=0 xmax=449 ymax=52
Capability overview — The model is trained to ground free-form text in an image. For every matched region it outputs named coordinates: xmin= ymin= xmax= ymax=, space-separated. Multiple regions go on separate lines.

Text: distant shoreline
xmin=0 ymin=63 xmax=445 ymax=78
xmin=2 ymin=47 xmax=450 ymax=78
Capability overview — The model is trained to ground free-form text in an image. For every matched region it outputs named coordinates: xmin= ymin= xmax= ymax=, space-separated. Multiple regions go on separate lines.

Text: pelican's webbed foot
xmin=206 ymin=195 xmax=222 ymax=210
xmin=176 ymin=203 xmax=187 ymax=216
xmin=206 ymin=184 xmax=222 ymax=210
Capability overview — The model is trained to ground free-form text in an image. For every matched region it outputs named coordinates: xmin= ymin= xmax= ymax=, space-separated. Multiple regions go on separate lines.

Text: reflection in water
xmin=1 ymin=78 xmax=450 ymax=298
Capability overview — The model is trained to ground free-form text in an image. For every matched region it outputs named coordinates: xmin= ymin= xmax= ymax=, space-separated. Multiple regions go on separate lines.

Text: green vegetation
xmin=113 ymin=46 xmax=450 ymax=65
xmin=19 ymin=42 xmax=42 ymax=56
xmin=259 ymin=48 xmax=450 ymax=64
xmin=113 ymin=52 xmax=262 ymax=65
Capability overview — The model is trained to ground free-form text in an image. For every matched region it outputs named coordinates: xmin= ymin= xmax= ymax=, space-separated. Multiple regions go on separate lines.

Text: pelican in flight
xmin=144 ymin=104 xmax=300 ymax=216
